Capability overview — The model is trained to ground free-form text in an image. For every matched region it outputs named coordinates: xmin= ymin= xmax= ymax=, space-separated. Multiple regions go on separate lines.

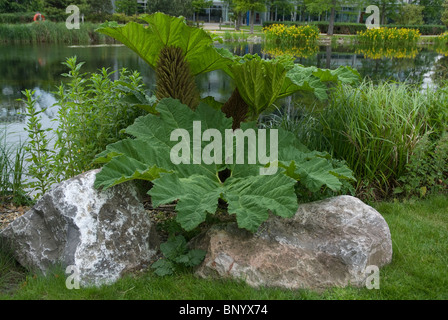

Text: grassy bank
xmin=0 ymin=21 xmax=114 ymax=45
xmin=1 ymin=195 xmax=447 ymax=300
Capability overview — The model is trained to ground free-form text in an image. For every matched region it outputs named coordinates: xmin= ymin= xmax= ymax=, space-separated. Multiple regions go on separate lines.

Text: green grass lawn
xmin=0 ymin=195 xmax=447 ymax=300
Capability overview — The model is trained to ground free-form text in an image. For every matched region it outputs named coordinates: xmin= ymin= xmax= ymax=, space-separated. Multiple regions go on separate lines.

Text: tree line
xmin=2 ymin=0 xmax=448 ymax=34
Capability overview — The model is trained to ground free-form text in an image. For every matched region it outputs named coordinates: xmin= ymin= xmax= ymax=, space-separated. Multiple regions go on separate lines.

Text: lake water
xmin=1 ymin=42 xmax=448 ymax=146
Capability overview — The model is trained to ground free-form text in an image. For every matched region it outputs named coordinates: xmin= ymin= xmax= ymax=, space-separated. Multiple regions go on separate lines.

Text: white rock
xmin=0 ymin=169 xmax=158 ymax=287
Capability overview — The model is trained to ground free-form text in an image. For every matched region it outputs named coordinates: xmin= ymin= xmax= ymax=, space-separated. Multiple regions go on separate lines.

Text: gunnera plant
xmin=156 ymin=46 xmax=200 ymax=110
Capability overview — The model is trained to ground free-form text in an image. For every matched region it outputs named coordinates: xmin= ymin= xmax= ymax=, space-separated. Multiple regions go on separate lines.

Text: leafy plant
xmin=156 ymin=46 xmax=200 ymax=109
xmin=394 ymin=131 xmax=448 ymax=197
xmin=151 ymin=235 xmax=206 ymax=276
xmin=19 ymin=57 xmax=148 ymax=199
xmin=93 ymin=12 xmax=356 ymax=233
xmin=94 ymin=98 xmax=354 ymax=232
xmin=221 ymin=54 xmax=361 ymax=127
xmin=51 ymin=56 xmax=147 ymax=183
xmin=21 ymin=89 xmax=55 ymax=199
xmin=96 ymin=13 xmax=231 ymax=77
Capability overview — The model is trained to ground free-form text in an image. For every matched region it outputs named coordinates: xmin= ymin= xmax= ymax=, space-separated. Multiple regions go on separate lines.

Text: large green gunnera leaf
xmin=94 ymin=98 xmax=354 ymax=232
xmin=224 ymin=55 xmax=361 ymax=118
xmin=281 ymin=64 xmax=361 ymax=101
xmin=96 ymin=13 xmax=231 ymax=76
xmin=228 ymin=57 xmax=287 ymax=118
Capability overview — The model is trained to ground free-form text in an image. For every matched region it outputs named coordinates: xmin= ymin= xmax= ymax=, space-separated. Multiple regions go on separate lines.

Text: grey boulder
xmin=0 ymin=169 xmax=158 ymax=287
xmin=191 ymin=195 xmax=392 ymax=290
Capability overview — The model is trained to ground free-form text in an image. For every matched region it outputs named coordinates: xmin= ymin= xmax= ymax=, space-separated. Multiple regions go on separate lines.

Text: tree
xmin=442 ymin=0 xmax=448 ymax=26
xmin=396 ymin=3 xmax=424 ymax=25
xmin=192 ymin=0 xmax=213 ymax=25
xmin=370 ymin=0 xmax=400 ymax=25
xmin=420 ymin=0 xmax=443 ymax=24
xmin=0 ymin=0 xmax=32 ymax=12
xmin=115 ymin=0 xmax=138 ymax=15
xmin=148 ymin=0 xmax=194 ymax=18
xmin=267 ymin=0 xmax=295 ymax=21
xmin=233 ymin=0 xmax=266 ymax=34
xmin=39 ymin=0 xmax=89 ymax=20
xmin=305 ymin=0 xmax=365 ymax=36
xmin=223 ymin=0 xmax=244 ymax=30
xmin=87 ymin=0 xmax=112 ymax=14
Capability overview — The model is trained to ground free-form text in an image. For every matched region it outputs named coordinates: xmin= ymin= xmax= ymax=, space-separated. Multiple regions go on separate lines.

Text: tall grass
xmin=0 ymin=239 xmax=26 ymax=295
xmin=267 ymin=81 xmax=448 ymax=198
xmin=0 ymin=21 xmax=112 ymax=45
xmin=0 ymin=131 xmax=29 ymax=205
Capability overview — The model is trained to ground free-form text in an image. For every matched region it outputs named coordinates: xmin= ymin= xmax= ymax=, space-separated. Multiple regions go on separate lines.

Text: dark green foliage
xmin=151 ymin=235 xmax=206 ymax=276
xmin=21 ymin=57 xmax=147 ymax=197
xmin=0 ymin=12 xmax=36 ymax=24
xmin=156 ymin=46 xmax=200 ymax=110
xmin=0 ymin=238 xmax=26 ymax=295
xmin=148 ymin=0 xmax=194 ymax=18
xmin=395 ymin=132 xmax=448 ymax=197
xmin=115 ymin=0 xmax=139 ymax=16
xmin=0 ymin=0 xmax=31 ymax=13
xmin=94 ymin=98 xmax=354 ymax=232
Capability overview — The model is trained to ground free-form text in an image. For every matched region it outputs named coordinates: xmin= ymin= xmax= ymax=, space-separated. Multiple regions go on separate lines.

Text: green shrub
xmin=151 ymin=235 xmax=206 ymax=276
xmin=21 ymin=89 xmax=55 ymax=200
xmin=395 ymin=131 xmax=448 ymax=197
xmin=93 ymin=13 xmax=361 ymax=233
xmin=21 ymin=57 xmax=148 ymax=195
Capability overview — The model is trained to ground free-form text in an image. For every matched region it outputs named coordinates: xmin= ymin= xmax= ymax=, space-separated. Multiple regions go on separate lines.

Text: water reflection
xmin=0 ymin=42 xmax=446 ymax=129
xmin=355 ymin=46 xmax=419 ymax=60
xmin=261 ymin=42 xmax=319 ymax=59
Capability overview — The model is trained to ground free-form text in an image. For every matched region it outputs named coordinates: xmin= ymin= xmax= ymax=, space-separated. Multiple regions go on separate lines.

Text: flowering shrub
xmin=437 ymin=31 xmax=448 ymax=43
xmin=356 ymin=27 xmax=420 ymax=44
xmin=263 ymin=24 xmax=319 ymax=44
xmin=436 ymin=47 xmax=448 ymax=56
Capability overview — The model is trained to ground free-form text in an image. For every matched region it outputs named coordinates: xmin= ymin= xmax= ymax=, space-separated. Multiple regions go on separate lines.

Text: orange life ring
xmin=33 ymin=13 xmax=45 ymax=22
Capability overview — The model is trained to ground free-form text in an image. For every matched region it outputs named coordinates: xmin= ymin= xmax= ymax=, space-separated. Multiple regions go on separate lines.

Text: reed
xmin=0 ymin=131 xmax=28 ymax=205
xmin=265 ymin=80 xmax=448 ymax=198
xmin=0 ymin=21 xmax=111 ymax=45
